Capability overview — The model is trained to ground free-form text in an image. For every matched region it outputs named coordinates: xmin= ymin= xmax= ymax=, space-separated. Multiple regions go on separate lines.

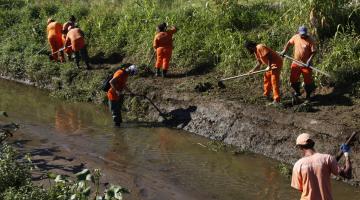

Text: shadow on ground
xmin=16 ymin=145 xmax=85 ymax=181
xmin=164 ymin=106 xmax=197 ymax=128
xmin=90 ymin=52 xmax=124 ymax=65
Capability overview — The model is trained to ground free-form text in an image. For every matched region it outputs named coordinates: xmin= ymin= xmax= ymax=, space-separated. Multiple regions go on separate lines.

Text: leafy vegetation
xmin=0 ymin=0 xmax=360 ymax=101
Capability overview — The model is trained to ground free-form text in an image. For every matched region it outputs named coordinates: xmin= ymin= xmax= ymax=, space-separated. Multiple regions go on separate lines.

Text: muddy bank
xmin=128 ymin=79 xmax=360 ymax=185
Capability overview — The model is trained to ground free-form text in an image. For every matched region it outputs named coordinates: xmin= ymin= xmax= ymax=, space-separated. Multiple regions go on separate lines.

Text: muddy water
xmin=0 ymin=79 xmax=359 ymax=200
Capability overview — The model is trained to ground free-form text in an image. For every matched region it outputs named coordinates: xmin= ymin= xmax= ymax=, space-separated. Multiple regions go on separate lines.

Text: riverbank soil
xmin=124 ymin=67 xmax=360 ymax=185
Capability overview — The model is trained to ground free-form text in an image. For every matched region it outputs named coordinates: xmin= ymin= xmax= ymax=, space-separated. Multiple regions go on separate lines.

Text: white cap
xmin=296 ymin=133 xmax=312 ymax=146
xmin=126 ymin=64 xmax=138 ymax=75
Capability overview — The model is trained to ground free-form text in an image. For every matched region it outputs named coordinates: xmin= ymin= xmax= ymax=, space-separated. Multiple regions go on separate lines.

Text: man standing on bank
xmin=65 ymin=25 xmax=91 ymax=69
xmin=245 ymin=41 xmax=283 ymax=106
xmin=280 ymin=26 xmax=317 ymax=103
xmin=153 ymin=22 xmax=177 ymax=77
xmin=47 ymin=18 xmax=64 ymax=62
xmin=292 ymin=133 xmax=352 ymax=200
xmin=107 ymin=65 xmax=138 ymax=127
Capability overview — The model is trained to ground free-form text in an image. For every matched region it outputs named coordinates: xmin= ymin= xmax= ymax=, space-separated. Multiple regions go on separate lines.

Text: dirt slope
xmin=126 ymin=70 xmax=360 ymax=185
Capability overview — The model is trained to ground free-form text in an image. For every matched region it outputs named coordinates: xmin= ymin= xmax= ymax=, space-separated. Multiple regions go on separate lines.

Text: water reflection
xmin=55 ymin=105 xmax=82 ymax=133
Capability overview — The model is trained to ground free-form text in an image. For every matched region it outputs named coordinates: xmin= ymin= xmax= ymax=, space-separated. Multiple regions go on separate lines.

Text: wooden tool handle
xmin=336 ymin=132 xmax=358 ymax=161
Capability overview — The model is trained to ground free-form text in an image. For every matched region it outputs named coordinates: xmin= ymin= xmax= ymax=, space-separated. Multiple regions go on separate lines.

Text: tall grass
xmin=0 ymin=0 xmax=360 ymax=101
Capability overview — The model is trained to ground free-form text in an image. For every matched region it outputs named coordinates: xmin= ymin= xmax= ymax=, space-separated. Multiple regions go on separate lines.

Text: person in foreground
xmin=107 ymin=64 xmax=138 ymax=127
xmin=291 ymin=133 xmax=352 ymax=200
xmin=244 ymin=40 xmax=283 ymax=106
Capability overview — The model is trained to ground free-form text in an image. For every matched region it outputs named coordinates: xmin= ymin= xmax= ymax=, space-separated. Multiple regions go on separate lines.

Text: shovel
xmin=51 ymin=45 xmax=72 ymax=55
xmin=49 ymin=45 xmax=72 ymax=60
xmin=125 ymin=93 xmax=170 ymax=120
xmin=277 ymin=52 xmax=331 ymax=77
xmin=139 ymin=50 xmax=155 ymax=75
xmin=218 ymin=68 xmax=271 ymax=89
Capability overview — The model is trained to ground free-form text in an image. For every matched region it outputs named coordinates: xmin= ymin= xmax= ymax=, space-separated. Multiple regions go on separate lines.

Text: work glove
xmin=265 ymin=66 xmax=271 ymax=71
xmin=340 ymin=144 xmax=350 ymax=157
xmin=279 ymin=50 xmax=286 ymax=57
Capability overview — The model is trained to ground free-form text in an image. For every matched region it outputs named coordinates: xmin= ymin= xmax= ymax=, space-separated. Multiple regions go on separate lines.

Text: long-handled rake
xmin=218 ymin=68 xmax=270 ymax=89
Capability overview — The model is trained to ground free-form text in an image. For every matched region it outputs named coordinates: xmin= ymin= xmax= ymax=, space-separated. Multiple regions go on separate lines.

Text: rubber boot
xmin=67 ymin=53 xmax=73 ymax=61
xmin=155 ymin=68 xmax=161 ymax=77
xmin=304 ymin=82 xmax=316 ymax=101
xmin=291 ymin=82 xmax=301 ymax=96
xmin=75 ymin=51 xmax=81 ymax=68
xmin=291 ymin=82 xmax=301 ymax=105
xmin=162 ymin=70 xmax=168 ymax=78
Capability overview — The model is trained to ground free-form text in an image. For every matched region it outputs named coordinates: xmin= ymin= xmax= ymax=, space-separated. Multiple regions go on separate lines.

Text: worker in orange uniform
xmin=245 ymin=41 xmax=283 ymax=106
xmin=65 ymin=26 xmax=91 ymax=69
xmin=47 ymin=18 xmax=64 ymax=62
xmin=292 ymin=133 xmax=352 ymax=200
xmin=280 ymin=26 xmax=316 ymax=103
xmin=153 ymin=22 xmax=177 ymax=77
xmin=107 ymin=64 xmax=138 ymax=127
xmin=62 ymin=15 xmax=76 ymax=60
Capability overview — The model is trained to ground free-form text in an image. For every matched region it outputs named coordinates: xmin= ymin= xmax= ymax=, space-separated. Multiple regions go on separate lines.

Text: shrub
xmin=0 ymin=144 xmax=31 ymax=194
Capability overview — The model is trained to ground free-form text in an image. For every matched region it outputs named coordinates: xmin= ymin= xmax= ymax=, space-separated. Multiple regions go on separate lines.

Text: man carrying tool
xmin=107 ymin=65 xmax=138 ymax=127
xmin=62 ymin=15 xmax=76 ymax=60
xmin=245 ymin=41 xmax=283 ymax=106
xmin=292 ymin=133 xmax=352 ymax=200
xmin=65 ymin=25 xmax=91 ymax=69
xmin=47 ymin=18 xmax=64 ymax=62
xmin=153 ymin=22 xmax=177 ymax=77
xmin=280 ymin=26 xmax=316 ymax=103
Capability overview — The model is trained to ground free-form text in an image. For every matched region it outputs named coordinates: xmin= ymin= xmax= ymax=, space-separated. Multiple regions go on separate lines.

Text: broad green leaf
xmin=86 ymin=174 xmax=95 ymax=183
xmin=70 ymin=194 xmax=77 ymax=200
xmin=76 ymin=169 xmax=90 ymax=181
xmin=83 ymin=186 xmax=91 ymax=196
xmin=47 ymin=172 xmax=57 ymax=179
xmin=55 ymin=175 xmax=66 ymax=183
xmin=78 ymin=180 xmax=85 ymax=189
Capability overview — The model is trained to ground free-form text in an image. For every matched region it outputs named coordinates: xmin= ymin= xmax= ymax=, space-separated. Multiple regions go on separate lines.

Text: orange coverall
xmin=153 ymin=27 xmax=177 ymax=70
xmin=47 ymin=21 xmax=64 ymax=62
xmin=255 ymin=44 xmax=283 ymax=102
xmin=65 ymin=28 xmax=85 ymax=52
xmin=288 ymin=34 xmax=316 ymax=85
xmin=107 ymin=69 xmax=129 ymax=126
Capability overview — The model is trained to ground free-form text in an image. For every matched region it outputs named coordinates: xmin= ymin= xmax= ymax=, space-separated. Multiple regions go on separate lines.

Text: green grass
xmin=0 ymin=0 xmax=360 ymax=101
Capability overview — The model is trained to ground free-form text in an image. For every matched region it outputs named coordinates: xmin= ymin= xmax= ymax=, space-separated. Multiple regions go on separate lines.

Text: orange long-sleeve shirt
xmin=47 ymin=21 xmax=63 ymax=38
xmin=153 ymin=27 xmax=177 ymax=49
xmin=107 ymin=69 xmax=129 ymax=101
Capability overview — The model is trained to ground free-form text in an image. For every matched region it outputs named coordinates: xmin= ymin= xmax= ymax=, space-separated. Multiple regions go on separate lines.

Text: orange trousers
xmin=48 ymin=35 xmax=64 ymax=62
xmin=155 ymin=47 xmax=172 ymax=70
xmin=290 ymin=64 xmax=313 ymax=85
xmin=263 ymin=68 xmax=281 ymax=102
